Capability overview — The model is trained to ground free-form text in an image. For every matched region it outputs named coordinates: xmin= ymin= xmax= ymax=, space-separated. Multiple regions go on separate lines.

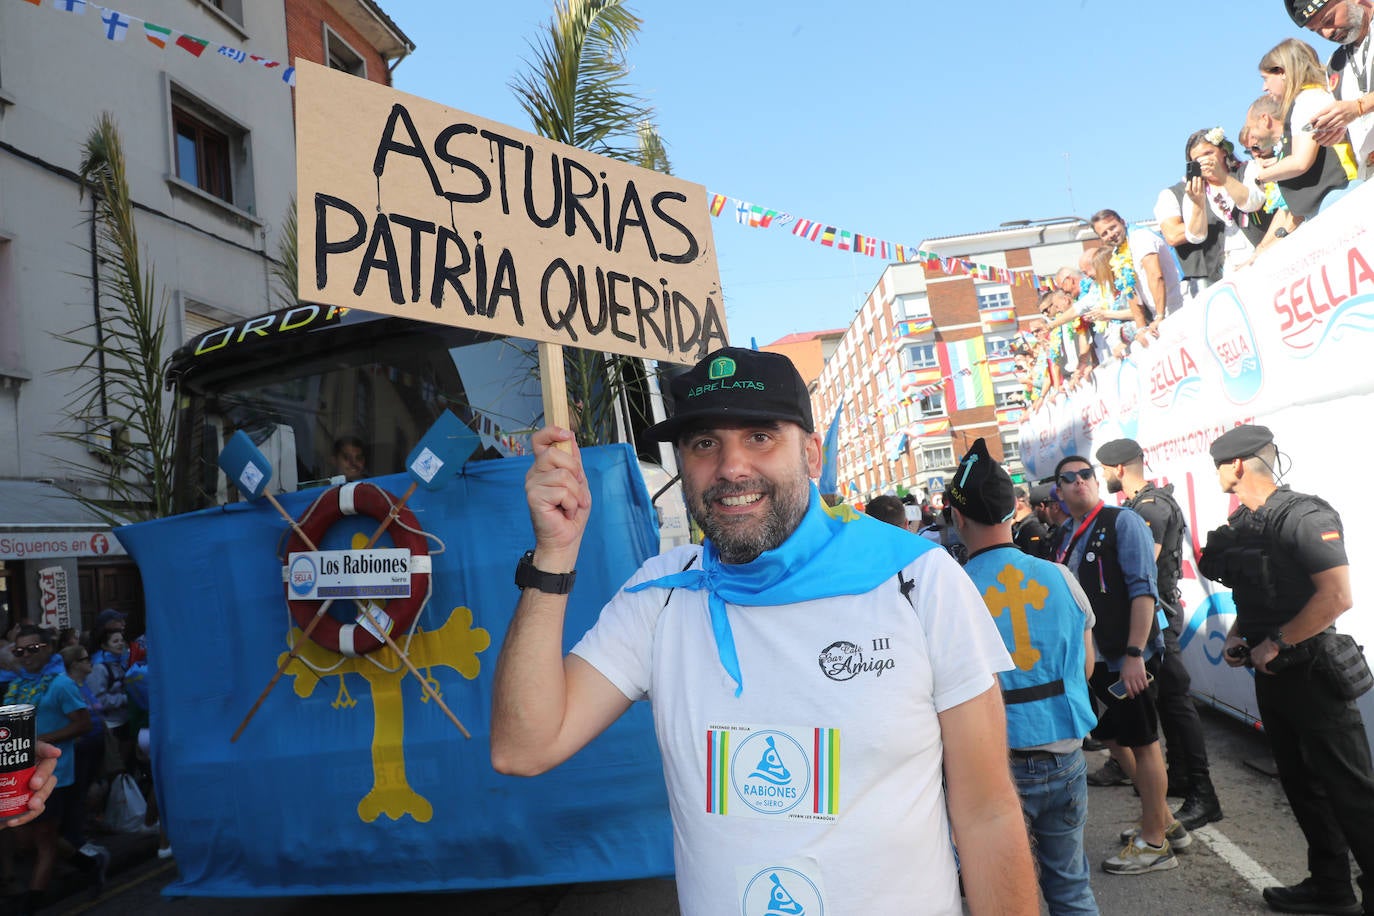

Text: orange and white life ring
xmin=282 ymin=482 xmax=430 ymax=657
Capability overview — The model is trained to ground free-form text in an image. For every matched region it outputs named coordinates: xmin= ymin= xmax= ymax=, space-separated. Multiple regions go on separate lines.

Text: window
xmin=325 ymin=27 xmax=367 ymax=78
xmin=1002 ymin=436 xmax=1022 ymax=461
xmin=174 ymin=106 xmax=232 ymax=203
xmin=921 ymin=445 xmax=955 ymax=471
xmin=201 ymin=0 xmax=244 ymax=26
xmin=903 ymin=344 xmax=938 ymax=369
xmin=976 ymin=286 xmax=1012 ymax=311
xmin=896 ymin=294 xmax=930 ymax=320
xmin=169 ymin=86 xmax=255 ymax=214
xmin=985 ymin=336 xmax=1015 ymax=358
xmin=918 ymin=392 xmax=945 ymax=418
xmin=994 ymin=388 xmax=1025 ymax=409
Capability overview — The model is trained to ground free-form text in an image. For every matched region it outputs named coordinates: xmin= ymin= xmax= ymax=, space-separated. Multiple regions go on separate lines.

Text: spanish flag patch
xmin=1321 ymin=530 xmax=1341 ymax=541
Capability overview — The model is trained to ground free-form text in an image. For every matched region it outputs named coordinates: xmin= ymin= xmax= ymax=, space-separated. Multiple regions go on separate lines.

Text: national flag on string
xmin=791 ymin=218 xmax=812 ymax=236
xmin=249 ymin=54 xmax=281 ymax=69
xmin=735 ymin=200 xmax=751 ymax=224
xmin=281 ymin=66 xmax=296 ymax=86
xmin=100 ymin=7 xmax=130 ymax=39
xmin=895 ymin=245 xmax=907 ymax=263
xmin=771 ymin=212 xmax=794 ymax=228
xmin=177 ymin=33 xmax=210 ymax=56
xmin=862 ymin=236 xmax=877 ymax=257
xmin=52 ymin=0 xmax=85 ymax=13
xmin=878 ymin=241 xmax=889 ymax=259
xmin=20 ymin=0 xmax=41 ymax=6
xmin=144 ymin=22 xmax=172 ymax=47
xmin=821 ymin=226 xmax=837 ymax=247
xmin=836 ymin=230 xmax=853 ymax=251
xmin=708 ymin=194 xmax=727 ymax=217
xmin=218 ymin=46 xmax=248 ymax=63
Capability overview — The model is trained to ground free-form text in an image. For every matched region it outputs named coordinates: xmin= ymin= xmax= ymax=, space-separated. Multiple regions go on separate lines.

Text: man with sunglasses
xmin=1202 ymin=424 xmax=1374 ymax=915
xmin=1052 ymin=455 xmax=1183 ymax=875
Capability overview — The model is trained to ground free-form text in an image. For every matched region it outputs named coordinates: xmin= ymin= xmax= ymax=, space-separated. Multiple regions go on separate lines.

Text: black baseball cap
xmin=644 ymin=347 xmax=814 ymax=443
xmin=1285 ymin=0 xmax=1332 ymax=25
xmin=945 ymin=438 xmax=1016 ymax=526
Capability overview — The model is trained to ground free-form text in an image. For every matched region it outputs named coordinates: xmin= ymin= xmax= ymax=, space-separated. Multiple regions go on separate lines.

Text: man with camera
xmin=1202 ymin=424 xmax=1374 ymax=915
xmin=1053 ymin=455 xmax=1184 ymax=875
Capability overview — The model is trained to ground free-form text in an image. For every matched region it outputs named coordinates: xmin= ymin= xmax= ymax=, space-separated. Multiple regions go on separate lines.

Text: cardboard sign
xmin=295 ymin=61 xmax=727 ymax=366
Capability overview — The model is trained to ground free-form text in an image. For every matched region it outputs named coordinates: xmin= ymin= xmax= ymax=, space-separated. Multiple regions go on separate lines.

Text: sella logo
xmin=288 ymin=556 xmax=317 ymax=596
xmin=1203 ymin=285 xmax=1262 ymax=404
xmin=1272 ymin=246 xmax=1374 ymax=354
xmin=1147 ymin=345 xmax=1201 ymax=408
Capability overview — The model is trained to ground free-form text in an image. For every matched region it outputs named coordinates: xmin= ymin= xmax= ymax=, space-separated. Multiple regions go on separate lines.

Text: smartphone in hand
xmin=1108 ymin=671 xmax=1155 ymax=699
xmin=1185 ymin=160 xmax=1203 ymax=180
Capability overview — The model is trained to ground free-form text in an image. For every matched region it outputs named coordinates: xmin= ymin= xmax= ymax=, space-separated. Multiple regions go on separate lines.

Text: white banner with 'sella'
xmin=286 ymin=549 xmax=414 ymax=600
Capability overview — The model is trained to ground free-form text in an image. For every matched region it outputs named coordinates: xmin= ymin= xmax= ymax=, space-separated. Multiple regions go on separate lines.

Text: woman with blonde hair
xmin=1253 ymin=38 xmax=1356 ymax=221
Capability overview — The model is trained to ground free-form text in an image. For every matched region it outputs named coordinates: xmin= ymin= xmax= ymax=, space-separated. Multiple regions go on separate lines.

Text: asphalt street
xmin=47 ymin=705 xmax=1335 ymax=915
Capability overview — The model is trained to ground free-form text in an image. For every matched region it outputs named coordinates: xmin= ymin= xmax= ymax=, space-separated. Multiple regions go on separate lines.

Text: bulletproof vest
xmin=1167 ymin=181 xmax=1225 ymax=282
xmin=1279 ymin=107 xmax=1351 ymax=220
xmin=1069 ymin=506 xmax=1158 ymax=658
xmin=1223 ymin=488 xmax=1338 ymax=641
xmin=1125 ymin=483 xmax=1185 ymax=600
xmin=1012 ymin=515 xmax=1054 ymax=561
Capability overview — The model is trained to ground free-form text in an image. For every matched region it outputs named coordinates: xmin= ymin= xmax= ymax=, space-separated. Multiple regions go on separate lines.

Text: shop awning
xmin=0 ymin=480 xmax=127 ymax=559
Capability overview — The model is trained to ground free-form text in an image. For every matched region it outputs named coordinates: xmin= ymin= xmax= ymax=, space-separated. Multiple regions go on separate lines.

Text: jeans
xmin=1010 ymin=748 xmax=1099 ymax=916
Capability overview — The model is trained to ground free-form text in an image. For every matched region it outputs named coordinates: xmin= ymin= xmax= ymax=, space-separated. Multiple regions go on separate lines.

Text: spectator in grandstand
xmin=1089 ymin=210 xmax=1181 ymax=332
xmin=1243 ymin=96 xmax=1300 ymax=257
xmin=1179 ymin=128 xmax=1267 ymax=277
xmin=1253 ymin=38 xmax=1356 ymax=221
xmin=1155 ymin=166 xmax=1226 ymax=296
xmin=1288 ymin=0 xmax=1374 ymax=180
xmin=1081 ymin=246 xmax=1143 ymax=363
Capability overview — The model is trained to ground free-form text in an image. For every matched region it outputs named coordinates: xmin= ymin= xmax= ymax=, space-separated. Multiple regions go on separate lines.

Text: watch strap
xmin=515 ymin=550 xmax=576 ymax=595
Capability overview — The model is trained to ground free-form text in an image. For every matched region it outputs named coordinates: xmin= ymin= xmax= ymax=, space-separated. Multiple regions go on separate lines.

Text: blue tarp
xmin=117 ymin=444 xmax=673 ymax=896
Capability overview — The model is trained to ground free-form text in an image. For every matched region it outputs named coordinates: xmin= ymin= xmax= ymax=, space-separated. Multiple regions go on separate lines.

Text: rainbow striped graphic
xmin=812 ymin=727 xmax=840 ymax=815
xmin=705 ymin=729 xmax=730 ymax=815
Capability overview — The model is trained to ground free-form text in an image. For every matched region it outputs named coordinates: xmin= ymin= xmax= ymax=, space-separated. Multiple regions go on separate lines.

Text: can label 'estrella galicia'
xmin=0 ymin=704 xmax=37 ymax=818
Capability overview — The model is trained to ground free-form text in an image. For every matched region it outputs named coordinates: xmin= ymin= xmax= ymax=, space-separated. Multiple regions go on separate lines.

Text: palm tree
xmin=51 ymin=113 xmax=176 ymax=522
xmin=510 ymin=0 xmax=672 ymax=445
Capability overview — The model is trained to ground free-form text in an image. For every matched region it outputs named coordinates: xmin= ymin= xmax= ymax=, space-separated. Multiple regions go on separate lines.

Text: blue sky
xmin=379 ymin=1 xmax=1314 ymax=347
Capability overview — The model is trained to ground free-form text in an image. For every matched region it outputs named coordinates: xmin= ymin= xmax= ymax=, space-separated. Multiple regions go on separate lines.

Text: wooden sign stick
xmin=231 ymin=482 xmax=470 ymax=741
xmin=539 ymin=342 xmax=572 ymax=451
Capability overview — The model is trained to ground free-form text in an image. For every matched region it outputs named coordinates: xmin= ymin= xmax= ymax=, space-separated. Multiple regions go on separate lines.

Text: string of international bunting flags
xmin=12 ymin=0 xmax=298 ymax=86
xmin=708 ymin=194 xmax=1056 ymax=290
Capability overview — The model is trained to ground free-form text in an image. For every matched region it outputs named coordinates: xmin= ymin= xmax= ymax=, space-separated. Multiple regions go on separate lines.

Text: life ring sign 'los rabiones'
xmin=283 ymin=482 xmax=432 ymax=657
xmin=294 ymin=61 xmax=727 ymax=366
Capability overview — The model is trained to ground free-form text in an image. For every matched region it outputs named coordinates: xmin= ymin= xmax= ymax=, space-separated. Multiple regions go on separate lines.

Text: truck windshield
xmin=169 ymin=310 xmax=547 ymax=514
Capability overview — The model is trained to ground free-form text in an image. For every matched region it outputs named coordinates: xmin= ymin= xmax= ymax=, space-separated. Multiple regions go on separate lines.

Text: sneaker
xmin=75 ymin=845 xmax=110 ymax=893
xmin=1261 ymin=879 xmax=1360 ymax=914
xmin=1102 ymin=836 xmax=1178 ymax=874
xmin=1087 ymin=757 xmax=1132 ymax=787
xmin=1118 ymin=819 xmax=1193 ymax=851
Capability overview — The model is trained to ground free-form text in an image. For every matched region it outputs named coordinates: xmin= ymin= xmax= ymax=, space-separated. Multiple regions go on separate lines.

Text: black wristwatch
xmin=1269 ymin=630 xmax=1294 ymax=651
xmin=1124 ymin=646 xmax=1144 ymax=658
xmin=515 ymin=550 xmax=576 ymax=595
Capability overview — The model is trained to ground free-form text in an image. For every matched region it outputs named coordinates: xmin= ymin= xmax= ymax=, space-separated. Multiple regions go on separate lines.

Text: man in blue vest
xmin=1055 ymin=454 xmax=1187 ymax=874
xmin=950 ymin=439 xmax=1101 ymax=913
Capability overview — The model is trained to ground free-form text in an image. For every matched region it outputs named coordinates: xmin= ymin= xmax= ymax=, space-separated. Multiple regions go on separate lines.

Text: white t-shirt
xmin=1127 ymin=227 xmax=1182 ymax=319
xmin=572 ymin=544 xmax=1013 ymax=916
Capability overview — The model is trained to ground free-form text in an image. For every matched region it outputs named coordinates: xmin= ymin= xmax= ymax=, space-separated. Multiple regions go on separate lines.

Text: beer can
xmin=0 ymin=704 xmax=37 ymax=818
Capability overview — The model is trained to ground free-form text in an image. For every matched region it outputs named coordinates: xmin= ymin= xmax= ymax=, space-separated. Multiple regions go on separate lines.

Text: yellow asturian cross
xmin=983 ymin=564 xmax=1049 ymax=671
xmin=281 ymin=532 xmax=491 ymax=823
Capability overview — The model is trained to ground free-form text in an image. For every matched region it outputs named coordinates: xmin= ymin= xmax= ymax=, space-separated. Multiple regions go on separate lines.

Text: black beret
xmin=1096 ymin=438 xmax=1143 ymax=466
xmin=1285 ymin=0 xmax=1332 ymax=25
xmin=1209 ymin=424 xmax=1274 ymax=465
xmin=945 ymin=438 xmax=1016 ymax=526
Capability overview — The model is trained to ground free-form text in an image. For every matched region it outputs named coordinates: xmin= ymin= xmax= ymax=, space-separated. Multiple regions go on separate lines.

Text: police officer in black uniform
xmin=1201 ymin=424 xmax=1374 ymax=916
xmin=1011 ymin=486 xmax=1053 ymax=559
xmin=1098 ymin=438 xmax=1223 ymax=831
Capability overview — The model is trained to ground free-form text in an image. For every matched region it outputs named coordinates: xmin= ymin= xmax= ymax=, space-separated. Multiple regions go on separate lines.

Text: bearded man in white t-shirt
xmin=492 ymin=346 xmax=1037 ymax=916
xmin=1090 ymin=209 xmax=1183 ymax=330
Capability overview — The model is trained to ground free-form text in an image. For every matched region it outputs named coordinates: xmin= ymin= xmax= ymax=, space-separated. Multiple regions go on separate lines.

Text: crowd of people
xmin=0 ymin=610 xmax=165 ymax=914
xmin=1015 ymin=4 xmax=1372 ymax=409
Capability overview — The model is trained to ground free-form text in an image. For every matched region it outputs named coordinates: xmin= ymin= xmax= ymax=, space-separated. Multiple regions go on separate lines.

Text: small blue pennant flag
xmin=217 ymin=430 xmax=273 ymax=499
xmin=405 ymin=411 xmax=480 ymax=492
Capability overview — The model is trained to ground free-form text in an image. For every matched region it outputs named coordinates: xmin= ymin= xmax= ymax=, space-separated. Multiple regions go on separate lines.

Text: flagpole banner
xmin=295 ymin=62 xmax=725 ymax=366
xmin=943 ymin=339 xmax=994 ymax=409
xmin=1017 ymin=184 xmax=1374 ymax=737
xmin=116 ymin=445 xmax=672 ymax=896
